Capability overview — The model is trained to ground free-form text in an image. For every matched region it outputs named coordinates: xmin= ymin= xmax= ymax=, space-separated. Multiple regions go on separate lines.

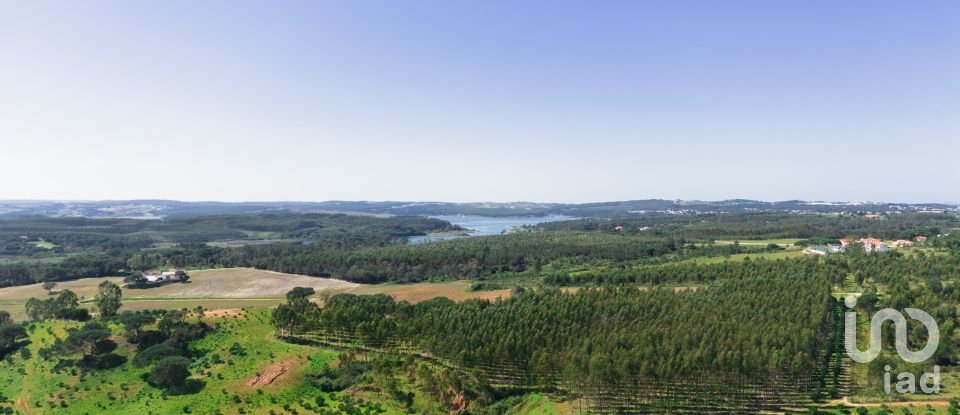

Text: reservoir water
xmin=409 ymin=214 xmax=573 ymax=244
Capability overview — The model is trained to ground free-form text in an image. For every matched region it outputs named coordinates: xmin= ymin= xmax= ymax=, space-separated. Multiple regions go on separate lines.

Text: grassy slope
xmin=0 ymin=309 xmax=414 ymax=415
xmin=508 ymin=394 xmax=570 ymax=415
xmin=1 ymin=308 xmax=572 ymax=415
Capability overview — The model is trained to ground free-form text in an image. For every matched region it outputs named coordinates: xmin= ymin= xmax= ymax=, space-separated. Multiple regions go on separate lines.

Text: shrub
xmin=134 ymin=344 xmax=183 ymax=368
xmin=149 ymin=356 xmax=192 ymax=391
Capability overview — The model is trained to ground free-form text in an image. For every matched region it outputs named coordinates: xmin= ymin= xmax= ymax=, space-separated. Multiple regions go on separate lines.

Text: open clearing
xmin=668 ymin=248 xmax=805 ymax=265
xmin=129 ymin=268 xmax=357 ymax=298
xmin=246 ymin=358 xmax=297 ymax=388
xmin=0 ymin=268 xmax=355 ymax=301
xmin=0 ymin=268 xmax=357 ymax=320
xmin=714 ymin=238 xmax=802 ymax=246
xmin=0 ymin=269 xmax=512 ymax=320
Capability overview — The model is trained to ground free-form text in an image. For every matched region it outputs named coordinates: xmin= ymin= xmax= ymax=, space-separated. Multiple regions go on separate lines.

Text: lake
xmin=408 ymin=214 xmax=574 ymax=244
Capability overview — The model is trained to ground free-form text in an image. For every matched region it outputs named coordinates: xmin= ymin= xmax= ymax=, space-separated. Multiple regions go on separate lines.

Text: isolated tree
xmin=24 ymin=298 xmax=43 ymax=321
xmin=95 ymin=281 xmax=122 ymax=317
xmin=55 ymin=290 xmax=79 ymax=310
xmin=61 ymin=322 xmax=113 ymax=360
xmin=286 ymin=287 xmax=315 ymax=304
xmin=0 ymin=324 xmax=27 ymax=358
xmin=42 ymin=281 xmax=57 ymax=295
xmin=116 ymin=311 xmax=156 ymax=341
xmin=158 ymin=310 xmax=187 ymax=336
xmin=150 ymin=356 xmax=192 ymax=390
xmin=0 ymin=311 xmax=26 ymax=359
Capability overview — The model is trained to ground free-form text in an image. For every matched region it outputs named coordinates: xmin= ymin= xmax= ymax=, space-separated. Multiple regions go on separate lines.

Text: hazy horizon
xmin=0 ymin=197 xmax=957 ymax=205
xmin=2 ymin=1 xmax=958 ymax=203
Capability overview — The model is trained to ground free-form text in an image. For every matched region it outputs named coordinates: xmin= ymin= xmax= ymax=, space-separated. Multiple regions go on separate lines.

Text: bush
xmin=55 ymin=307 xmax=91 ymax=322
xmin=134 ymin=344 xmax=183 ymax=368
xmin=135 ymin=330 xmax=167 ymax=350
xmin=306 ymin=354 xmax=369 ymax=392
xmin=149 ymin=356 xmax=192 ymax=391
xmin=228 ymin=343 xmax=246 ymax=356
xmin=85 ymin=353 xmax=127 ymax=370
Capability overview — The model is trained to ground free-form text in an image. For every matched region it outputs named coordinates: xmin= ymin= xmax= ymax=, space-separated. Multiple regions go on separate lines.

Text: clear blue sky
xmin=1 ymin=1 xmax=957 ymax=203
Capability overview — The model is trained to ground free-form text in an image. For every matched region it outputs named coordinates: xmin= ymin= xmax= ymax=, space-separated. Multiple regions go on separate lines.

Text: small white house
xmin=142 ymin=269 xmax=187 ymax=285
xmin=806 ymin=245 xmax=844 ymax=255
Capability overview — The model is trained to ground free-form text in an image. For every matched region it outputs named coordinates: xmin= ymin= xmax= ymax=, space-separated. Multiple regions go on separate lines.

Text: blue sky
xmin=0 ymin=1 xmax=957 ymax=203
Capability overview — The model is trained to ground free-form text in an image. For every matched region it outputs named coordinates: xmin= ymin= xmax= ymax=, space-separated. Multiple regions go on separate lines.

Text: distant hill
xmin=0 ymin=199 xmax=955 ymax=219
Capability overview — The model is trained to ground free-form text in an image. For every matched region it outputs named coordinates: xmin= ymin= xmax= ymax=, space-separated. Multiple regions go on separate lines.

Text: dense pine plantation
xmin=286 ymin=273 xmax=839 ymax=413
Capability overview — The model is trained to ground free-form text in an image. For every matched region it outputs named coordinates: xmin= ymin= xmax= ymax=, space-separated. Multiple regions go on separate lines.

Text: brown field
xmin=0 ymin=268 xmax=355 ymax=301
xmin=127 ymin=268 xmax=358 ymax=298
xmin=0 ymin=268 xmax=357 ymax=321
xmin=348 ymin=281 xmax=512 ymax=303
xmin=0 ymin=276 xmax=127 ymax=302
xmin=0 ymin=268 xmax=514 ymax=321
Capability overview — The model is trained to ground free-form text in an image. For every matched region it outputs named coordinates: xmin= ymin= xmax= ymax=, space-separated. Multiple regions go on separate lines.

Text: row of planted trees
xmin=276 ymin=271 xmax=839 ymax=413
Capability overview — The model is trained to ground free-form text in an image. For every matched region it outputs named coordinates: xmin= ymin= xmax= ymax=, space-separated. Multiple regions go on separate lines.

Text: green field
xmin=29 ymin=241 xmax=56 ymax=250
xmin=666 ymin=247 xmax=805 ymax=265
xmin=713 ymin=238 xmax=802 ymax=246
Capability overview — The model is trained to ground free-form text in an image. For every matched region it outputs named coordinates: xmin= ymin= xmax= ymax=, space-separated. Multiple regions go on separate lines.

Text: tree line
xmin=538 ymin=212 xmax=957 ymax=241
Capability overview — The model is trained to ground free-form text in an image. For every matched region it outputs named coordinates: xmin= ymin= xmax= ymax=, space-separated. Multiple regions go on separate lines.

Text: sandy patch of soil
xmin=246 ymin=359 xmax=295 ymax=387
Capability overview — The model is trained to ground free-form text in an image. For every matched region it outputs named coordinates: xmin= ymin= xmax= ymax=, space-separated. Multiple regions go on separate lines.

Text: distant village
xmin=805 ymin=235 xmax=929 ymax=256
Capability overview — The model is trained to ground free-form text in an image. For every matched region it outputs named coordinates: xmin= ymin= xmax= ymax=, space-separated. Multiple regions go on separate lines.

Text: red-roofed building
xmin=859 ymin=237 xmax=889 ymax=253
